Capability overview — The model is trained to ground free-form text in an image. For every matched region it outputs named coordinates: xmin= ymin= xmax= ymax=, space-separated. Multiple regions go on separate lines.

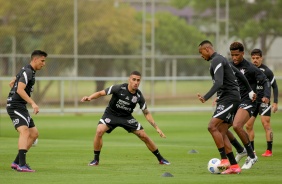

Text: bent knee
xmin=232 ymin=125 xmax=242 ymax=132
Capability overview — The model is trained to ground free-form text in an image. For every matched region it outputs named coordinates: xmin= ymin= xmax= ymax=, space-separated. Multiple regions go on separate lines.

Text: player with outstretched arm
xmin=81 ymin=71 xmax=170 ymax=166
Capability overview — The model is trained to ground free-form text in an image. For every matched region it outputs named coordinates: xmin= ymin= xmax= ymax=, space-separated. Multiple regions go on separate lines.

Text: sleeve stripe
xmin=23 ymin=71 xmax=28 ymax=85
xmin=270 ymin=77 xmax=275 ymax=85
xmin=107 ymin=85 xmax=113 ymax=95
xmin=141 ymin=103 xmax=146 ymax=110
xmin=214 ymin=63 xmax=222 ymax=74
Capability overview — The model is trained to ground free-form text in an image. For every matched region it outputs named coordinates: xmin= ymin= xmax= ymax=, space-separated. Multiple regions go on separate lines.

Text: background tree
xmin=171 ymin=0 xmax=282 ymax=61
xmin=153 ymin=12 xmax=208 ymax=76
xmin=77 ymin=1 xmax=142 ymax=91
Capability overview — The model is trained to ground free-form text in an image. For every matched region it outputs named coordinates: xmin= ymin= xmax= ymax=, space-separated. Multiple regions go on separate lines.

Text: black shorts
xmin=212 ymin=101 xmax=240 ymax=124
xmin=6 ymin=106 xmax=35 ymax=129
xmin=252 ymin=102 xmax=271 ymax=118
xmin=238 ymin=99 xmax=257 ymax=117
xmin=99 ymin=113 xmax=144 ymax=133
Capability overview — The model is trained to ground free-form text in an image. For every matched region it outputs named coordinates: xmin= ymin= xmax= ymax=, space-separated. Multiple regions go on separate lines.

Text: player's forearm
xmin=272 ymin=82 xmax=279 ymax=103
xmin=88 ymin=90 xmax=105 ymax=100
xmin=143 ymin=109 xmax=158 ymax=129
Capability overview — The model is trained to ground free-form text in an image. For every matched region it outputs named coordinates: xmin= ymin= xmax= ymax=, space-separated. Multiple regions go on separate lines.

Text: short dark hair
xmin=199 ymin=40 xmax=213 ymax=47
xmin=31 ymin=50 xmax=48 ymax=59
xmin=230 ymin=42 xmax=244 ymax=52
xmin=130 ymin=71 xmax=141 ymax=77
xmin=251 ymin=49 xmax=262 ymax=57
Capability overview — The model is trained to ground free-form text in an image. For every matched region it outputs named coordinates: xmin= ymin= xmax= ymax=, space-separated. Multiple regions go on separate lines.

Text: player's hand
xmin=80 ymin=96 xmax=91 ymax=102
xmin=261 ymin=97 xmax=270 ymax=104
xmin=212 ymin=97 xmax=217 ymax=107
xmin=9 ymin=77 xmax=16 ymax=88
xmin=31 ymin=103 xmax=39 ymax=114
xmin=156 ymin=128 xmax=166 ymax=138
xmin=272 ymin=103 xmax=278 ymax=113
xmin=197 ymin=93 xmax=206 ymax=103
xmin=248 ymin=91 xmax=256 ymax=102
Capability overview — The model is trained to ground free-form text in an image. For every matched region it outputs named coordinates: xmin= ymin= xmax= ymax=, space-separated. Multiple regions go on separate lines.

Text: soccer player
xmin=245 ymin=49 xmax=278 ymax=157
xmin=228 ymin=42 xmax=271 ymax=169
xmin=197 ymin=40 xmax=255 ymax=174
xmin=80 ymin=71 xmax=170 ymax=166
xmin=7 ymin=50 xmax=48 ymax=172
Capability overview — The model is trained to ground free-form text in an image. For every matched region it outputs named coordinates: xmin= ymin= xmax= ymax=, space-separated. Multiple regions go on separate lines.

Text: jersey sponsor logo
xmin=116 ymin=99 xmax=132 ymax=111
xmin=105 ymin=118 xmax=111 ymax=123
xmin=257 ymin=85 xmax=263 ymax=90
xmin=125 ymin=96 xmax=129 ymax=100
xmin=260 ymin=68 xmax=265 ymax=72
xmin=131 ymin=96 xmax=137 ymax=103
xmin=13 ymin=119 xmax=20 ymax=126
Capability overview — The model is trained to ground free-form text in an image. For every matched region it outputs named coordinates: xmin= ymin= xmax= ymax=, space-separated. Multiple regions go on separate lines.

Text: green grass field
xmin=0 ymin=112 xmax=282 ymax=184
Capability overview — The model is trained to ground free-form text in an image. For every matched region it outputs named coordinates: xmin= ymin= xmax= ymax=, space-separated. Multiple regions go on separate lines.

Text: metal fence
xmin=0 ymin=0 xmax=282 ymax=114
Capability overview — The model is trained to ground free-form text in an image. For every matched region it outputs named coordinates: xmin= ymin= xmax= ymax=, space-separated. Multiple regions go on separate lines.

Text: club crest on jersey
xmin=240 ymin=69 xmax=245 ymax=74
xmin=131 ymin=96 xmax=137 ymax=103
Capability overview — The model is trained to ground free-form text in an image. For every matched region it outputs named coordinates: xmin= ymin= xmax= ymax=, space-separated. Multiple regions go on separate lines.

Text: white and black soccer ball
xmin=207 ymin=158 xmax=221 ymax=174
xmin=32 ymin=138 xmax=38 ymax=146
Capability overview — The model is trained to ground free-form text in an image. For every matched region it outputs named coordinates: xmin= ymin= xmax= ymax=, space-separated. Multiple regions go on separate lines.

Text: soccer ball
xmin=207 ymin=158 xmax=221 ymax=174
xmin=32 ymin=138 xmax=38 ymax=146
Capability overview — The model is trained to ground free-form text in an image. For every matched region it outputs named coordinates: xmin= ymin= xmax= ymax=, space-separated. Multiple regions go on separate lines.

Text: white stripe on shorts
xmin=261 ymin=105 xmax=271 ymax=116
xmin=213 ymin=104 xmax=233 ymax=118
xmin=136 ymin=123 xmax=141 ymax=130
xmin=100 ymin=119 xmax=106 ymax=124
xmin=243 ymin=105 xmax=253 ymax=110
xmin=14 ymin=110 xmax=29 ymax=126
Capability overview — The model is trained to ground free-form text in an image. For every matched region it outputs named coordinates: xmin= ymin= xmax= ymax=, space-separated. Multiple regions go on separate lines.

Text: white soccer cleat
xmin=235 ymin=148 xmax=247 ymax=163
xmin=241 ymin=155 xmax=258 ymax=169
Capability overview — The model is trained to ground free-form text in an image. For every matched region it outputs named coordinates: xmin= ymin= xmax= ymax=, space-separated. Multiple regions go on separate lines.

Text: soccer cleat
xmin=242 ymin=156 xmax=258 ymax=169
xmin=217 ymin=159 xmax=230 ymax=172
xmin=159 ymin=158 xmax=170 ymax=165
xmin=221 ymin=164 xmax=241 ymax=174
xmin=235 ymin=148 xmax=247 ymax=163
xmin=88 ymin=160 xmax=99 ymax=166
xmin=262 ymin=150 xmax=272 ymax=157
xmin=17 ymin=164 xmax=35 ymax=172
xmin=11 ymin=162 xmax=19 ymax=170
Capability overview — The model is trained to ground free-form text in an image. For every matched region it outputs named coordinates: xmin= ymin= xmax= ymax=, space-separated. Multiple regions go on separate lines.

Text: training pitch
xmin=0 ymin=112 xmax=281 ymax=184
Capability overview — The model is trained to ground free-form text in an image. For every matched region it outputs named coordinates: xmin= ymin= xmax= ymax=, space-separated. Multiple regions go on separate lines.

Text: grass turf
xmin=0 ymin=112 xmax=282 ymax=184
